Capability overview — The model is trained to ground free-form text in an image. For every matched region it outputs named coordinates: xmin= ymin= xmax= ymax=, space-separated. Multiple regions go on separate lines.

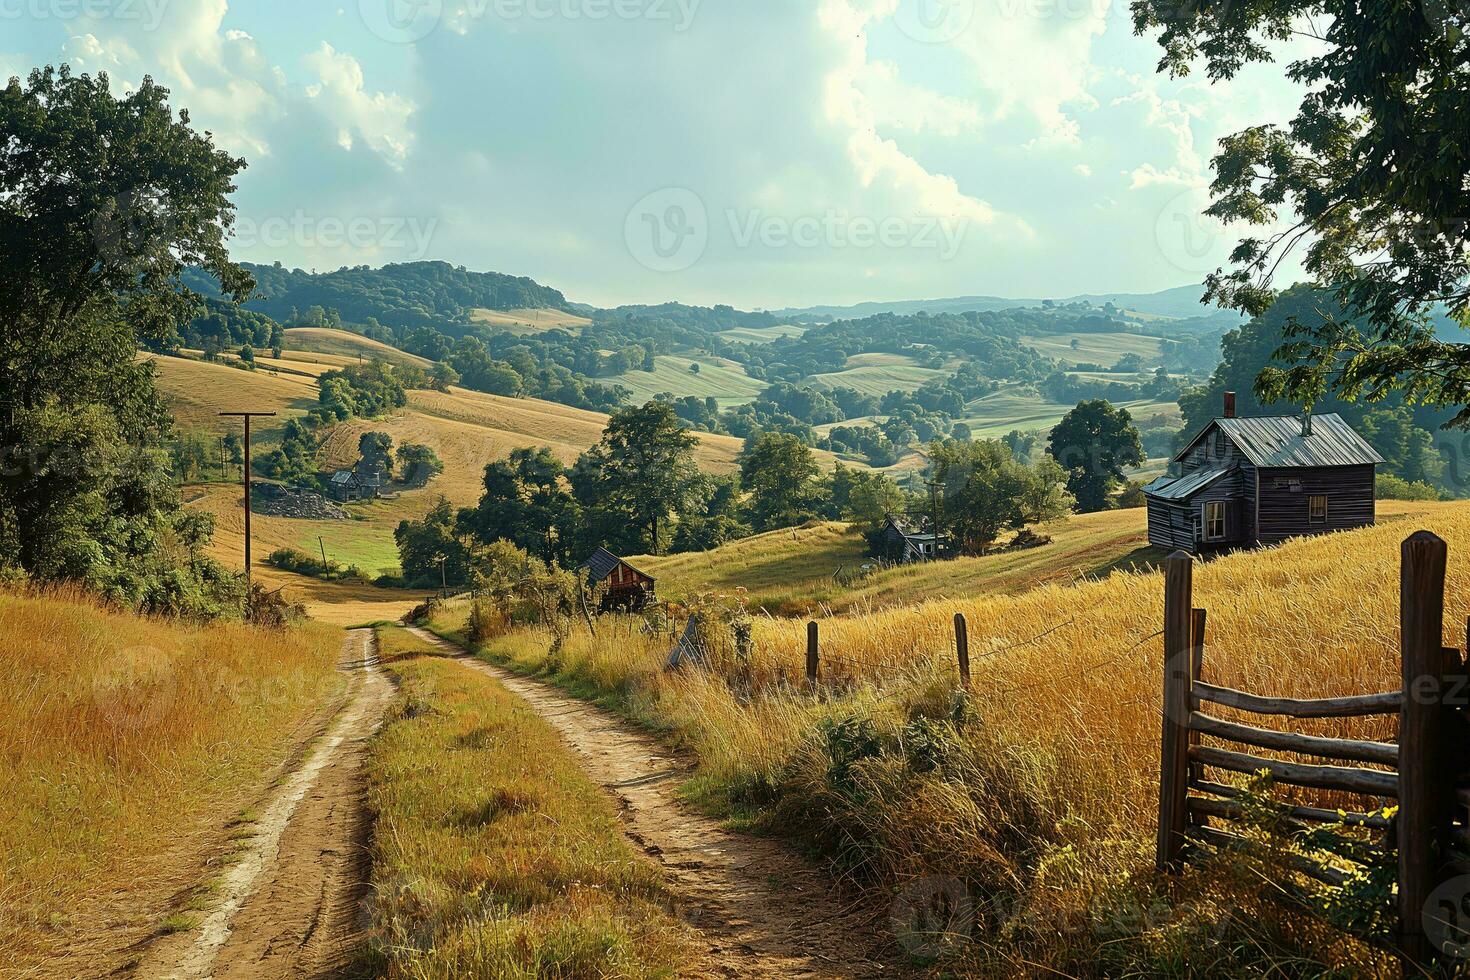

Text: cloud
xmin=302 ymin=43 xmax=416 ymax=165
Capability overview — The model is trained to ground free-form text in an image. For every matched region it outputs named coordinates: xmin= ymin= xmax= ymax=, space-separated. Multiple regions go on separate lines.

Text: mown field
xmin=717 ymin=323 xmax=806 ymax=344
xmin=958 ymin=384 xmax=1180 ymax=439
xmin=608 ymin=355 xmax=766 ymax=407
xmin=0 ymin=587 xmax=344 ymax=977
xmin=282 ymin=328 xmax=434 ymax=369
xmin=806 ymin=354 xmax=950 ymax=396
xmin=469 ymin=307 xmax=593 ymax=335
xmin=1020 ymin=330 xmax=1167 ymax=368
xmin=434 ymin=499 xmax=1463 ymax=977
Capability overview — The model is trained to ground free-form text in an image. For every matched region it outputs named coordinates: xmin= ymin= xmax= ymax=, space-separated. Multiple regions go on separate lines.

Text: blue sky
xmin=0 ymin=0 xmax=1312 ymax=309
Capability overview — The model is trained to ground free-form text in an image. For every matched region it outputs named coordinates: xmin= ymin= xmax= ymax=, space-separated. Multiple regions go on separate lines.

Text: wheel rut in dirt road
xmin=405 ymin=626 xmax=897 ymax=979
xmin=136 ymin=629 xmax=394 ymax=980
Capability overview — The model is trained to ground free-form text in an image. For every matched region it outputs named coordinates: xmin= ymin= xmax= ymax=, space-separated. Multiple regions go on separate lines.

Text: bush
xmin=1376 ymin=473 xmax=1444 ymax=501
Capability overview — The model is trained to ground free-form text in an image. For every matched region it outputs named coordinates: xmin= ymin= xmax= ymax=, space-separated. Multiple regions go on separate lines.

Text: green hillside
xmin=610 ymin=355 xmax=766 ymax=407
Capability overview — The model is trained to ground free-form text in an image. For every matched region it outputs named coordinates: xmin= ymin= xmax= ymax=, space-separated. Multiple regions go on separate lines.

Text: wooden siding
xmin=1146 ymin=468 xmax=1253 ymax=553
xmin=1255 ymin=464 xmax=1376 ymax=543
xmin=1180 ymin=423 xmax=1250 ymax=474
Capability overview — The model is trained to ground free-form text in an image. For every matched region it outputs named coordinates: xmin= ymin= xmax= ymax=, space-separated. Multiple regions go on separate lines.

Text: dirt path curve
xmin=405 ymin=626 xmax=896 ymax=979
xmin=136 ymin=629 xmax=394 ymax=980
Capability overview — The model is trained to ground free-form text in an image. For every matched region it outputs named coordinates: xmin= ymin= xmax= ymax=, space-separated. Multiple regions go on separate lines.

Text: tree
xmin=1132 ymin=0 xmax=1470 ymax=424
xmin=1046 ymin=401 xmax=1144 ymax=513
xmin=358 ymin=431 xmax=394 ymax=478
xmin=572 ymin=402 xmax=703 ymax=554
xmin=394 ymin=497 xmax=471 ymax=588
xmin=238 ymin=343 xmax=255 ymax=367
xmin=931 ymin=439 xmax=1072 ymax=553
xmin=0 ymin=66 xmax=248 ymax=612
xmin=463 ymin=447 xmax=580 ymax=565
xmin=396 ymin=443 xmax=444 ymax=487
xmin=739 ymin=431 xmax=821 ymax=532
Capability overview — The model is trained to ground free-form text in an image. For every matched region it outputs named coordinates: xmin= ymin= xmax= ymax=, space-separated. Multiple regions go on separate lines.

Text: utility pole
xmin=439 ymin=555 xmax=448 ymax=599
xmin=319 ymin=536 xmax=329 ymax=567
xmin=925 ymin=478 xmax=943 ymax=558
xmin=219 ymin=412 xmax=277 ymax=588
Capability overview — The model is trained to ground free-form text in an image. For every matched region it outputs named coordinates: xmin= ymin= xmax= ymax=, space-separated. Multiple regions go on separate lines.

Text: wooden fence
xmin=1157 ymin=530 xmax=1469 ymax=968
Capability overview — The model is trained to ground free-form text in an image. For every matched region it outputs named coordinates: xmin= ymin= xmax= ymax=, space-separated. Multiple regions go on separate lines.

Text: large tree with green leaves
xmin=1047 ymin=401 xmax=1144 ymax=513
xmin=1132 ymin=0 xmax=1470 ymax=423
xmin=739 ymin=431 xmax=822 ymax=532
xmin=571 ymin=402 xmax=704 ymax=554
xmin=931 ymin=439 xmax=1073 ymax=553
xmin=462 ymin=447 xmax=580 ymax=565
xmin=0 ymin=66 xmax=250 ymax=612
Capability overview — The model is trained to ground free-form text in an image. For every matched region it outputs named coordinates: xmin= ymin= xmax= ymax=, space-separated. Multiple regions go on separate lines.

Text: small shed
xmin=879 ymin=515 xmax=948 ymax=563
xmin=581 ymin=547 xmax=657 ymax=612
xmin=1143 ymin=393 xmax=1383 ymax=554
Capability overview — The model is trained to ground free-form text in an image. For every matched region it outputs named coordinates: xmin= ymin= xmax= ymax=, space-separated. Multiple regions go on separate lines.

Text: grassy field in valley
xmin=716 ymin=323 xmax=806 ymax=344
xmin=634 ymin=508 xmax=1160 ymax=615
xmin=283 ymin=327 xmax=435 ymax=369
xmin=959 ymin=384 xmax=1180 ymax=439
xmin=433 ymin=499 xmax=1463 ymax=977
xmin=1020 ymin=330 xmax=1166 ymax=368
xmin=806 ymin=355 xmax=949 ymax=396
xmin=469 ymin=307 xmax=593 ymax=335
xmin=365 ymin=627 xmax=696 ymax=978
xmin=0 ymin=587 xmax=344 ymax=976
xmin=608 ymin=354 xmax=765 ymax=408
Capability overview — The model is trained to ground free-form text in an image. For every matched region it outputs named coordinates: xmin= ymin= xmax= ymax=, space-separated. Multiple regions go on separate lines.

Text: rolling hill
xmin=469 ymin=307 xmax=593 ymax=335
xmin=283 ymin=327 xmax=435 ymax=369
xmin=607 ymin=355 xmax=766 ymax=407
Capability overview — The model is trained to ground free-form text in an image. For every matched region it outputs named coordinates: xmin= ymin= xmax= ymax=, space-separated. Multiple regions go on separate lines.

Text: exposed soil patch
xmin=404 ymin=626 xmax=897 ymax=979
xmin=134 ymin=630 xmax=393 ymax=980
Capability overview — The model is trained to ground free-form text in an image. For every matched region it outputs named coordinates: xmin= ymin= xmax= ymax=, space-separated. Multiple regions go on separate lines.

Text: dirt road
xmin=404 ymin=626 xmax=895 ymax=978
xmin=136 ymin=630 xmax=393 ymax=980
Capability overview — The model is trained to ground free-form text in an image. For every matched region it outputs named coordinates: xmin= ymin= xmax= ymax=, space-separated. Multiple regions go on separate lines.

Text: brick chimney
xmin=1223 ymin=391 xmax=1237 ymax=419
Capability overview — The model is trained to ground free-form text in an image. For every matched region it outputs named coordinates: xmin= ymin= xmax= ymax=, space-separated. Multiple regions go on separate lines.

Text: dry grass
xmin=435 ymin=504 xmax=1470 ymax=976
xmin=469 ymin=307 xmax=594 ymax=335
xmin=635 ymin=509 xmax=1161 ymax=615
xmin=282 ymin=328 xmax=435 ymax=369
xmin=364 ymin=627 xmax=695 ymax=978
xmin=0 ymin=587 xmax=344 ymax=975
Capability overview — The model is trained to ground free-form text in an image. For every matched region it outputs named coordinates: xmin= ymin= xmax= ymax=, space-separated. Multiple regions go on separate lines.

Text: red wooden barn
xmin=580 ymin=547 xmax=657 ymax=612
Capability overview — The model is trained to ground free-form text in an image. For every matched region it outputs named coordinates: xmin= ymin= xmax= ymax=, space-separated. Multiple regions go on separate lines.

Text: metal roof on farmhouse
xmin=580 ymin=547 xmax=654 ymax=584
xmin=1142 ymin=466 xmax=1234 ymax=501
xmin=1177 ymin=413 xmax=1385 ymax=469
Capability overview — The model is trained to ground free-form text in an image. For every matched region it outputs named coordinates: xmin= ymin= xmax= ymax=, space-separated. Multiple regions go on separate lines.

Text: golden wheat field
xmin=438 ymin=502 xmax=1470 ymax=976
xmin=0 ymin=587 xmax=344 ymax=976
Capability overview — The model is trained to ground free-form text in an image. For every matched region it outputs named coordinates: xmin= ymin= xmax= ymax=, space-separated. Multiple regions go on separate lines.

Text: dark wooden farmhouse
xmin=326 ymin=463 xmax=385 ymax=502
xmin=878 ymin=514 xmax=949 ymax=563
xmin=1143 ymin=393 xmax=1383 ymax=555
xmin=580 ymin=547 xmax=657 ymax=612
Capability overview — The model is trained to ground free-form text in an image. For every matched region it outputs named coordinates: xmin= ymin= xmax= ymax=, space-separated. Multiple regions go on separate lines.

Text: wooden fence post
xmin=806 ymin=621 xmax=820 ymax=688
xmin=1187 ymin=608 xmax=1207 ymax=788
xmin=955 ymin=613 xmax=971 ymax=689
xmin=1156 ymin=551 xmax=1194 ymax=873
xmin=1398 ymin=530 xmax=1451 ymax=967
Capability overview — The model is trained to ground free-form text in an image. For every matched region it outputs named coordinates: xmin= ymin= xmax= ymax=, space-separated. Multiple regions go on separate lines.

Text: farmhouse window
xmin=1309 ymin=495 xmax=1329 ymax=523
xmin=1204 ymin=501 xmax=1227 ymax=541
